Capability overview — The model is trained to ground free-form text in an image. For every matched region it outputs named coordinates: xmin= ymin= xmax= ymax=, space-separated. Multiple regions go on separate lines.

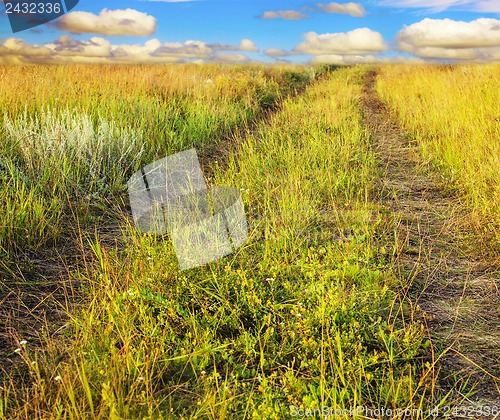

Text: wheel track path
xmin=362 ymin=70 xmax=500 ymax=408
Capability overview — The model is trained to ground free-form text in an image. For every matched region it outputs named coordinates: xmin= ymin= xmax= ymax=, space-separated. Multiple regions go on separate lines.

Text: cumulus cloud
xmin=259 ymin=10 xmax=309 ymax=20
xmin=209 ymin=39 xmax=259 ymax=52
xmin=316 ymin=2 xmax=366 ymax=17
xmin=152 ymin=40 xmax=213 ymax=58
xmin=238 ymin=39 xmax=259 ymax=52
xmin=46 ymin=35 xmax=111 ymax=58
xmin=152 ymin=38 xmax=258 ymax=58
xmin=294 ymin=28 xmax=388 ymax=55
xmin=111 ymin=39 xmax=183 ymax=63
xmin=0 ymin=38 xmax=52 ymax=63
xmin=264 ymin=48 xmax=295 ymax=57
xmin=0 ymin=36 xmax=259 ymax=64
xmin=31 ymin=36 xmax=161 ymax=63
xmin=55 ymin=8 xmax=157 ymax=36
xmin=397 ymin=18 xmax=500 ymax=49
xmin=396 ymin=18 xmax=500 ymax=61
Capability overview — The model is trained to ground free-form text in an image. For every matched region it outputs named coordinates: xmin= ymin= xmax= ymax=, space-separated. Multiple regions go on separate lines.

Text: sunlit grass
xmin=1 ymin=66 xmax=435 ymax=419
xmin=0 ymin=64 xmax=316 ymax=257
xmin=376 ymin=64 xmax=500 ymax=246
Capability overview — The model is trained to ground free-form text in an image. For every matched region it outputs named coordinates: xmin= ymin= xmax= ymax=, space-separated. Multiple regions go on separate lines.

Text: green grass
xmin=1 ymin=65 xmax=434 ymax=419
xmin=0 ymin=64 xmax=318 ymax=259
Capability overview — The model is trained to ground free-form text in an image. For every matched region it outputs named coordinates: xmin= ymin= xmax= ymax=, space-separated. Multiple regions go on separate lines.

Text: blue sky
xmin=1 ymin=0 xmax=499 ymax=64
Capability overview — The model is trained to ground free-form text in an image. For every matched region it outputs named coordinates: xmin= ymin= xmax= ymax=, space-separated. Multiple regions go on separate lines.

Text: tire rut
xmin=362 ymin=69 xmax=500 ymax=406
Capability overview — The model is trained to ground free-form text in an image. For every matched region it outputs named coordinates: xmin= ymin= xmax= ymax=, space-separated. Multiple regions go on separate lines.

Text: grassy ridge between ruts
xmin=1 ymin=66 xmax=431 ymax=418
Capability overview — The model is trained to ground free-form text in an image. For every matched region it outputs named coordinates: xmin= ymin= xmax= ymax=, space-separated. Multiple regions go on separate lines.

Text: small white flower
xmin=279 ymin=322 xmax=285 ymax=326
xmin=14 ymin=348 xmax=22 ymax=354
xmin=54 ymin=375 xmax=62 ymax=381
xmin=201 ymin=370 xmax=207 ymax=376
xmin=265 ymin=277 xmax=275 ymax=282
xmin=298 ymin=302 xmax=303 ymax=306
xmin=137 ymin=376 xmax=145 ymax=381
xmin=20 ymin=340 xmax=28 ymax=346
xmin=296 ymin=313 xmax=302 ymax=318
xmin=126 ymin=289 xmax=134 ymax=296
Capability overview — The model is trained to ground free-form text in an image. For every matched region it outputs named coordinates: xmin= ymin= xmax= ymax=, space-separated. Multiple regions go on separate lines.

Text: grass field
xmin=0 ymin=64 xmax=499 ymax=418
xmin=376 ymin=64 xmax=500 ymax=249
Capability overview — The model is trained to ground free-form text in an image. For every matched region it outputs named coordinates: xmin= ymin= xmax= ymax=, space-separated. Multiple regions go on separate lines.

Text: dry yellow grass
xmin=0 ymin=64 xmax=314 ymax=255
xmin=0 ymin=64 xmax=310 ymax=117
xmin=376 ymin=64 xmax=500 ymax=244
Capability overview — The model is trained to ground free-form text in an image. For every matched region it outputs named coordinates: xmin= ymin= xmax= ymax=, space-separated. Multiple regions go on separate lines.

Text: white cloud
xmin=294 ymin=28 xmax=388 ymax=55
xmin=239 ymin=39 xmax=259 ymax=52
xmin=0 ymin=38 xmax=52 ymax=63
xmin=264 ymin=48 xmax=295 ymax=57
xmin=397 ymin=18 xmax=500 ymax=48
xmin=55 ymin=8 xmax=157 ymax=36
xmin=260 ymin=10 xmax=309 ymax=20
xmin=108 ymin=39 xmax=177 ymax=63
xmin=45 ymin=35 xmax=112 ymax=58
xmin=377 ymin=0 xmax=500 ymax=13
xmin=316 ymin=2 xmax=366 ymax=17
xmin=0 ymin=36 xmax=259 ymax=64
xmin=2 ymin=38 xmax=52 ymax=56
xmin=152 ymin=40 xmax=213 ymax=58
xmin=476 ymin=0 xmax=500 ymax=12
xmin=396 ymin=18 xmax=500 ymax=61
xmin=209 ymin=39 xmax=259 ymax=52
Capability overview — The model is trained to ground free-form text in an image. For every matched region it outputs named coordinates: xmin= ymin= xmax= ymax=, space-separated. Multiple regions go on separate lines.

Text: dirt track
xmin=362 ymin=70 xmax=500 ymax=406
